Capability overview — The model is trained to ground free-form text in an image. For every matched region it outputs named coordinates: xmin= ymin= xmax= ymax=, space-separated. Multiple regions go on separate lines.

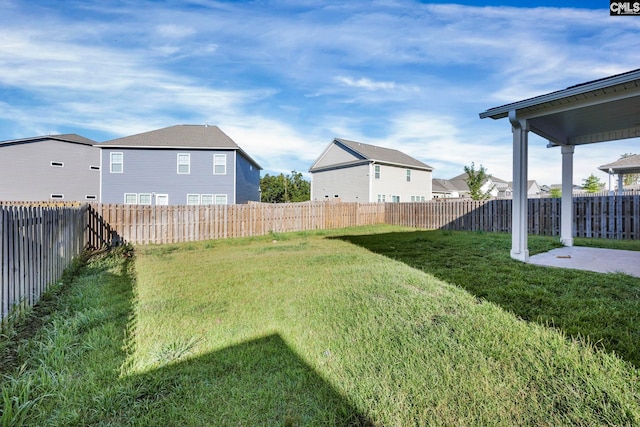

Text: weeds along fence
xmin=1 ymin=205 xmax=87 ymax=324
xmin=92 ymin=202 xmax=386 ymax=244
xmin=386 ymin=195 xmax=640 ymax=239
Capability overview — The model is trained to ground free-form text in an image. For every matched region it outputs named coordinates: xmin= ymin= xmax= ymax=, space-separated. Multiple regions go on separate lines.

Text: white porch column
xmin=509 ymin=111 xmax=529 ymax=262
xmin=560 ymin=145 xmax=574 ymax=246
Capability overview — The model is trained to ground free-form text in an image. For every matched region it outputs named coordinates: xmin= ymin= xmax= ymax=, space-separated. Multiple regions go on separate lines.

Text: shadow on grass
xmin=334 ymin=230 xmax=640 ymax=368
xmin=116 ymin=334 xmax=373 ymax=426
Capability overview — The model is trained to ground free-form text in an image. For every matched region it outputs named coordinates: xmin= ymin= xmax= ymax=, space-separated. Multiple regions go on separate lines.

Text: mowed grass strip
xmin=1 ymin=225 xmax=639 ymax=426
xmin=127 ymin=226 xmax=639 ymax=425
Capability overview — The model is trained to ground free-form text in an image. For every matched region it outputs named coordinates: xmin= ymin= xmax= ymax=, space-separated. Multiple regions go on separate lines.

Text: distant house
xmin=0 ymin=134 xmax=100 ymax=201
xmin=98 ymin=125 xmax=262 ymax=205
xmin=509 ymin=180 xmax=541 ymax=198
xmin=431 ymin=178 xmax=460 ymax=199
xmin=447 ymin=172 xmax=501 ymax=198
xmin=309 ymin=138 xmax=433 ymax=202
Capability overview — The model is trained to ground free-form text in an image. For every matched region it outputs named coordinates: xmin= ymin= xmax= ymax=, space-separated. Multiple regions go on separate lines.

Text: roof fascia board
xmin=515 ymin=84 xmax=640 ymax=121
xmin=310 ymin=159 xmax=371 ymax=173
xmin=480 ymin=73 xmax=640 ymax=119
xmin=372 ymin=159 xmax=433 ymax=171
xmin=568 ymin=125 xmax=640 ymax=146
xmin=96 ymin=144 xmax=239 ymax=150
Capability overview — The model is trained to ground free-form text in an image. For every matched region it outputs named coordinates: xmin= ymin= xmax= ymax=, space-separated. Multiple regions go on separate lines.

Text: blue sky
xmin=1 ymin=0 xmax=639 ymax=186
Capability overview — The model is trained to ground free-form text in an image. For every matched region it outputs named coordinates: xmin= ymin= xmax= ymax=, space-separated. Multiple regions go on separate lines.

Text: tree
xmin=619 ymin=153 xmax=639 ymax=187
xmin=464 ymin=162 xmax=495 ymax=200
xmin=260 ymin=170 xmax=310 ymax=203
xmin=549 ymin=187 xmax=561 ymax=198
xmin=582 ymin=174 xmax=604 ymax=193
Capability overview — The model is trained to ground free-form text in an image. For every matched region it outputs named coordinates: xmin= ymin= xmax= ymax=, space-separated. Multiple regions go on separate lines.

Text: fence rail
xmin=1 ymin=205 xmax=87 ymax=324
xmin=386 ymin=195 xmax=640 ymax=239
xmin=92 ymin=202 xmax=386 ymax=245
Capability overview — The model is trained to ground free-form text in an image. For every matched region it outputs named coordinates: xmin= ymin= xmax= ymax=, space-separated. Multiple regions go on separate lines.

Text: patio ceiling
xmin=480 ymin=69 xmax=640 ymax=146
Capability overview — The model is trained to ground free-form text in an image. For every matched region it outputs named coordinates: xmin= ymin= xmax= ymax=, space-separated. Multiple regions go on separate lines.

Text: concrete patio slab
xmin=528 ymin=246 xmax=640 ymax=278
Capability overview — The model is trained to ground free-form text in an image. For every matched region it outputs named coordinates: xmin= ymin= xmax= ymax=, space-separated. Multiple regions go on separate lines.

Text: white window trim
xmin=406 ymin=169 xmax=411 ymax=182
xmin=177 ymin=153 xmax=190 ymax=174
xmin=213 ymin=154 xmax=226 ymax=175
xmin=138 ymin=193 xmax=152 ymax=205
xmin=50 ymin=161 xmax=64 ymax=167
xmin=201 ymin=194 xmax=214 ymax=205
xmin=156 ymin=194 xmax=169 ymax=205
xmin=187 ymin=194 xmax=200 ymax=205
xmin=374 ymin=165 xmax=380 ymax=179
xmin=110 ymin=152 xmax=123 ymax=174
xmin=215 ymin=194 xmax=228 ymax=205
xmin=124 ymin=193 xmax=137 ymax=204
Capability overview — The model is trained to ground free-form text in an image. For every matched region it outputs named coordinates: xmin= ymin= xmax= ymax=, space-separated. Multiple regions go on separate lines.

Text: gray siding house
xmin=0 ymin=134 xmax=100 ymax=201
xmin=98 ymin=125 xmax=262 ymax=205
xmin=310 ymin=138 xmax=434 ymax=202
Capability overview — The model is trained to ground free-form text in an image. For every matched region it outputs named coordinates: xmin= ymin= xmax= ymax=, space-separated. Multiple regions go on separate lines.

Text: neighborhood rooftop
xmin=335 ymin=138 xmax=433 ymax=171
xmin=99 ymin=124 xmax=240 ymax=149
xmin=0 ymin=134 xmax=97 ymax=147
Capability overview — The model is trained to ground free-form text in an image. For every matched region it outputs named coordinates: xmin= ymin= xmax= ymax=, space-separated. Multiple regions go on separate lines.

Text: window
xmin=392 ymin=195 xmax=400 ymax=203
xmin=124 ymin=193 xmax=137 ymax=204
xmin=156 ymin=194 xmax=169 ymax=205
xmin=374 ymin=165 xmax=380 ymax=179
xmin=50 ymin=161 xmax=64 ymax=167
xmin=138 ymin=193 xmax=152 ymax=205
xmin=377 ymin=194 xmax=386 ymax=203
xmin=215 ymin=194 xmax=228 ymax=205
xmin=201 ymin=194 xmax=214 ymax=205
xmin=406 ymin=169 xmax=411 ymax=182
xmin=110 ymin=152 xmax=123 ymax=173
xmin=187 ymin=194 xmax=200 ymax=205
xmin=177 ymin=153 xmax=190 ymax=174
xmin=213 ymin=154 xmax=226 ymax=175
xmin=85 ymin=195 xmax=97 ymax=200
xmin=50 ymin=194 xmax=64 ymax=199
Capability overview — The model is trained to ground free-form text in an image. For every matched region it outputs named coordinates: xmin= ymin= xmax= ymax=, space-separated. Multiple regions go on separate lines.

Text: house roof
xmin=98 ymin=124 xmax=262 ymax=169
xmin=432 ymin=178 xmax=459 ymax=194
xmin=479 ymin=68 xmax=640 ymax=146
xmin=332 ymin=138 xmax=433 ymax=171
xmin=598 ymin=154 xmax=640 ymax=175
xmin=0 ymin=133 xmax=97 ymax=147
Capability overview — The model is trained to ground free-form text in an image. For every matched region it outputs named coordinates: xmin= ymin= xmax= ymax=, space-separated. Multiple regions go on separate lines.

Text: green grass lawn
xmin=1 ymin=225 xmax=639 ymax=426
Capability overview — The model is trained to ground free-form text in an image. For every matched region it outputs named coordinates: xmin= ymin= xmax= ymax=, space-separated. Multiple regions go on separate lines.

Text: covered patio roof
xmin=598 ymin=153 xmax=640 ymax=175
xmin=479 ymin=69 xmax=640 ymax=261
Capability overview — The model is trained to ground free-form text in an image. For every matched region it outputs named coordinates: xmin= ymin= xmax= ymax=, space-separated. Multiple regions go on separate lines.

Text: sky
xmin=1 ymin=0 xmax=639 ymax=187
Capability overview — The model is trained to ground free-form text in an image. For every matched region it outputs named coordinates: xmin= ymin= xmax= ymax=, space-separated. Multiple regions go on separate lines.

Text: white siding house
xmin=0 ymin=134 xmax=100 ymax=201
xmin=309 ymin=138 xmax=434 ymax=202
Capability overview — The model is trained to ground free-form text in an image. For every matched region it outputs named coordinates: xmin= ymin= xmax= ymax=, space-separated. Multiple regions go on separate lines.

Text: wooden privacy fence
xmin=386 ymin=195 xmax=640 ymax=239
xmin=91 ymin=202 xmax=386 ymax=245
xmin=1 ymin=205 xmax=87 ymax=323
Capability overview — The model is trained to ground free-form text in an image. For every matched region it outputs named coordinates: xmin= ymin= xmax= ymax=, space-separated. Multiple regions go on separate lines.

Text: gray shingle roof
xmin=99 ymin=125 xmax=240 ymax=149
xmin=98 ymin=124 xmax=262 ymax=170
xmin=598 ymin=154 xmax=640 ymax=174
xmin=0 ymin=133 xmax=97 ymax=147
xmin=334 ymin=138 xmax=433 ymax=171
xmin=432 ymin=178 xmax=459 ymax=193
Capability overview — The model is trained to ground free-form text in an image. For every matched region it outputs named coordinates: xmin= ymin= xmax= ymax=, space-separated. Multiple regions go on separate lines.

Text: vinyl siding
xmin=313 ymin=143 xmax=362 ymax=169
xmin=100 ymin=148 xmax=236 ymax=205
xmin=235 ymin=153 xmax=261 ymax=204
xmin=311 ymin=164 xmax=370 ymax=202
xmin=371 ymin=164 xmax=432 ymax=202
xmin=0 ymin=140 xmax=100 ymax=201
